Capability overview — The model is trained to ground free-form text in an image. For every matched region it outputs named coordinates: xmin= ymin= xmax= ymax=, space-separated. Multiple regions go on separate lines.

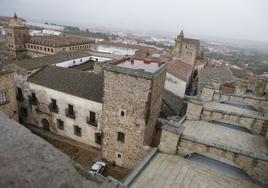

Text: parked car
xmin=89 ymin=161 xmax=106 ymax=175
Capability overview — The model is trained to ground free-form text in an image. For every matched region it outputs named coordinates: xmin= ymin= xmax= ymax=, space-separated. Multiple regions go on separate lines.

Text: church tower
xmin=5 ymin=13 xmax=30 ymax=56
xmin=173 ymin=30 xmax=200 ymax=65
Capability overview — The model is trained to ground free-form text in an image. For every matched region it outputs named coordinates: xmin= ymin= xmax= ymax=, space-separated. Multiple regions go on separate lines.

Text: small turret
xmin=14 ymin=12 xmax=18 ymax=19
xmin=179 ymin=30 xmax=184 ymax=38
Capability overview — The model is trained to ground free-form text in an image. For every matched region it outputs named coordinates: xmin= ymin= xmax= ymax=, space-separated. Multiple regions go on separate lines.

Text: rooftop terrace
xmin=113 ymin=58 xmax=166 ymax=73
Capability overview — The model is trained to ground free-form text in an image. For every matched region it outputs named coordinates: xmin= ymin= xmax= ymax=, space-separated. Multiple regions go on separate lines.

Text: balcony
xmin=65 ymin=109 xmax=75 ymax=119
xmin=49 ymin=103 xmax=59 ymax=113
xmin=87 ymin=117 xmax=97 ymax=127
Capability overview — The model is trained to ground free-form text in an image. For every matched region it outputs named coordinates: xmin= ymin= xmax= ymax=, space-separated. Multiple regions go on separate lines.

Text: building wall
xmin=164 ymin=73 xmax=187 ymax=98
xmin=5 ymin=27 xmax=30 ymax=52
xmin=0 ymin=72 xmax=18 ymax=121
xmin=102 ymin=70 xmax=152 ymax=169
xmin=144 ymin=70 xmax=166 ymax=145
xmin=28 ymin=83 xmax=102 ymax=148
xmin=91 ymin=45 xmax=137 ymax=56
xmin=25 ymin=43 xmax=91 ymax=55
xmin=174 ymin=41 xmax=199 ymax=65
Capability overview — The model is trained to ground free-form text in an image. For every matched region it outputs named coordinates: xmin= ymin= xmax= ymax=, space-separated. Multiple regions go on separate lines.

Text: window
xmin=73 ymin=60 xmax=75 ymax=64
xmin=90 ymin=111 xmax=96 ymax=124
xmin=31 ymin=92 xmax=37 ymax=104
xmin=20 ymin=107 xmax=28 ymax=117
xmin=95 ymin=133 xmax=102 ymax=145
xmin=44 ymin=47 xmax=47 ymax=51
xmin=0 ymin=91 xmax=8 ymax=104
xmin=120 ymin=111 xmax=125 ymax=117
xmin=51 ymin=48 xmax=54 ymax=52
xmin=74 ymin=125 xmax=81 ymax=136
xmin=49 ymin=99 xmax=58 ymax=113
xmin=68 ymin=104 xmax=74 ymax=115
xmin=66 ymin=104 xmax=75 ymax=119
xmin=80 ymin=58 xmax=82 ymax=62
xmin=57 ymin=119 xmax=64 ymax=130
xmin=117 ymin=132 xmax=125 ymax=143
xmin=52 ymin=99 xmax=57 ymax=109
xmin=16 ymin=87 xmax=23 ymax=100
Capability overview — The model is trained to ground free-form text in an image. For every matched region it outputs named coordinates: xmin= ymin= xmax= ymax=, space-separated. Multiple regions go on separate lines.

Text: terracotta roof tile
xmin=167 ymin=60 xmax=194 ymax=82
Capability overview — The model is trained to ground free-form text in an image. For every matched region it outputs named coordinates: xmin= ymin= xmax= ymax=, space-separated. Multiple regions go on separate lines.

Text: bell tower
xmin=5 ymin=13 xmax=30 ymax=56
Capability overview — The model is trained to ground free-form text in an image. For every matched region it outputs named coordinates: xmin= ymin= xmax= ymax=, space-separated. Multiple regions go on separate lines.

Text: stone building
xmin=101 ymin=57 xmax=167 ymax=169
xmin=0 ymin=71 xmax=18 ymax=121
xmin=4 ymin=14 xmax=92 ymax=58
xmin=173 ymin=30 xmax=200 ymax=65
xmin=26 ymin=66 xmax=103 ymax=148
xmin=4 ymin=13 xmax=30 ymax=57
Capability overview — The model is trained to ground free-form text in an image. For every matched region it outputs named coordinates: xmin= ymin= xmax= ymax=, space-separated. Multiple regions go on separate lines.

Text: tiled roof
xmin=14 ymin=51 xmax=90 ymax=70
xmin=199 ymin=65 xmax=234 ymax=86
xmin=28 ymin=66 xmax=103 ymax=103
xmin=167 ymin=60 xmax=194 ymax=82
xmin=229 ymin=67 xmax=256 ymax=90
xmin=28 ymin=35 xmax=92 ymax=47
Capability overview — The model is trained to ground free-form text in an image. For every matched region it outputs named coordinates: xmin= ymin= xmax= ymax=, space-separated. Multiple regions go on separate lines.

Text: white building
xmin=27 ymin=66 xmax=104 ymax=148
xmin=164 ymin=61 xmax=194 ymax=98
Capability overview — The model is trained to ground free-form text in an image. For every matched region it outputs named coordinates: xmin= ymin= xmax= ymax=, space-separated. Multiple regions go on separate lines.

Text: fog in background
xmin=1 ymin=0 xmax=268 ymax=42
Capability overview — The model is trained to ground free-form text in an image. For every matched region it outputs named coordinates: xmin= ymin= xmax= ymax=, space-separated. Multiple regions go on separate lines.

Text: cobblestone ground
xmin=28 ymin=125 xmax=131 ymax=180
xmin=131 ymin=153 xmax=261 ymax=188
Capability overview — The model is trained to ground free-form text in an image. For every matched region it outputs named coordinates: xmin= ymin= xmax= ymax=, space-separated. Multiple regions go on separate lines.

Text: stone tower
xmin=253 ymin=76 xmax=267 ymax=97
xmin=5 ymin=13 xmax=30 ymax=56
xmin=101 ymin=57 xmax=167 ymax=169
xmin=174 ymin=30 xmax=200 ymax=65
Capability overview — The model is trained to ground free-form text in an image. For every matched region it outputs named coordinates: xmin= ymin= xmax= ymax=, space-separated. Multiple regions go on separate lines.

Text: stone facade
xmin=173 ymin=30 xmax=200 ymax=65
xmin=253 ymin=76 xmax=267 ymax=97
xmin=102 ymin=61 xmax=167 ymax=169
xmin=0 ymin=72 xmax=18 ymax=121
xmin=5 ymin=22 xmax=30 ymax=53
xmin=158 ymin=130 xmax=180 ymax=155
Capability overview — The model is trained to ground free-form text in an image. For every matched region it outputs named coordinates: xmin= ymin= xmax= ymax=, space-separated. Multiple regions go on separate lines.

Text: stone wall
xmin=253 ymin=77 xmax=267 ymax=97
xmin=185 ymin=101 xmax=203 ymax=120
xmin=202 ymin=86 xmax=268 ymax=113
xmin=0 ymin=72 xmax=18 ymax=121
xmin=174 ymin=41 xmax=199 ymax=65
xmin=143 ymin=70 xmax=166 ymax=145
xmin=5 ymin=27 xmax=30 ymax=52
xmin=102 ymin=67 xmax=165 ymax=169
xmin=158 ymin=130 xmax=180 ymax=155
xmin=102 ymin=70 xmax=151 ymax=169
xmin=178 ymin=139 xmax=268 ymax=185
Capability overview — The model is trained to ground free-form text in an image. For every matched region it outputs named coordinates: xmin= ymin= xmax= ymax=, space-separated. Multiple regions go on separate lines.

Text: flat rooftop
xmin=130 ymin=153 xmax=260 ymax=188
xmin=113 ymin=58 xmax=166 ymax=73
xmin=182 ymin=120 xmax=268 ymax=157
xmin=204 ymin=101 xmax=262 ymax=117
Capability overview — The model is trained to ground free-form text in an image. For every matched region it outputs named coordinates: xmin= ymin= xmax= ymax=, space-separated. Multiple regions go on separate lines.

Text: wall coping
xmin=204 ymin=108 xmax=268 ymax=121
xmin=103 ymin=62 xmax=167 ymax=80
xmin=121 ymin=148 xmax=158 ymax=188
xmin=158 ymin=116 xmax=185 ymax=134
xmin=214 ymin=91 xmax=267 ymax=101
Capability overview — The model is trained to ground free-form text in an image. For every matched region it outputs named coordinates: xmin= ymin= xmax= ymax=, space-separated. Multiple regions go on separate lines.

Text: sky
xmin=1 ymin=0 xmax=268 ymax=42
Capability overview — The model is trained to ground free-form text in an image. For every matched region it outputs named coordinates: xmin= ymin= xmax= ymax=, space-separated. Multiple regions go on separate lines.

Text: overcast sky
xmin=1 ymin=0 xmax=268 ymax=42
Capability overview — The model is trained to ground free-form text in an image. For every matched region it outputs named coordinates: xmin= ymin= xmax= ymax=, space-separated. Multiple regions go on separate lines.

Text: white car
xmin=89 ymin=161 xmax=106 ymax=175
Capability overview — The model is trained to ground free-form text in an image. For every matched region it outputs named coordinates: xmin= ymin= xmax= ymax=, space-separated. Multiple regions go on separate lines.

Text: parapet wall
xmin=201 ymin=87 xmax=268 ymax=113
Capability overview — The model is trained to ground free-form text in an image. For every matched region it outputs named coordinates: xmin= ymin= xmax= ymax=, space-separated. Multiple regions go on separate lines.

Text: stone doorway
xmin=41 ymin=119 xmax=50 ymax=131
